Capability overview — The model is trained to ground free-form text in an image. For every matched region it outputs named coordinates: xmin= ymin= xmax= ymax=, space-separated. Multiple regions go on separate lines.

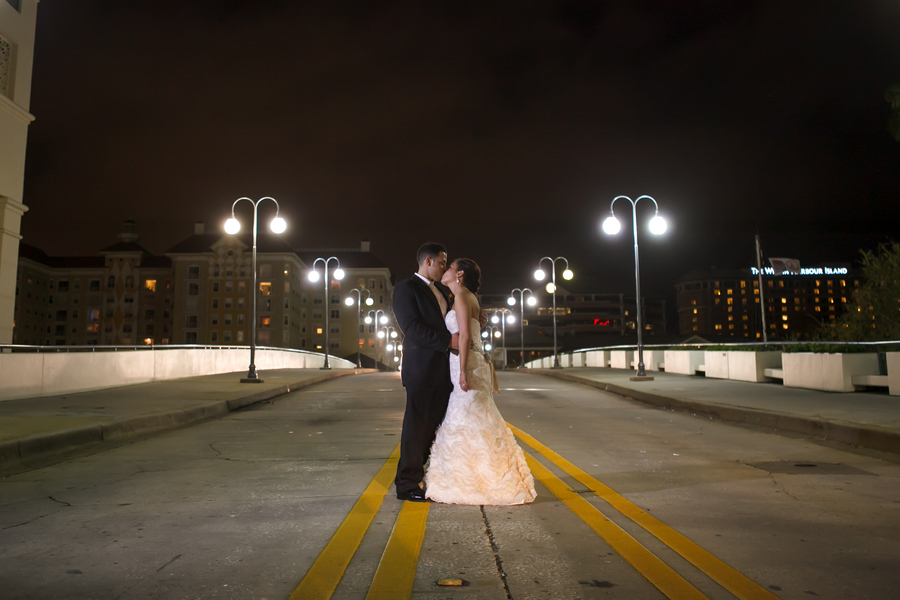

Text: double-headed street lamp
xmin=379 ymin=325 xmax=398 ymax=368
xmin=482 ymin=325 xmax=501 ymax=354
xmin=307 ymin=257 xmax=345 ymax=370
xmin=534 ymin=257 xmax=573 ymax=369
xmin=490 ymin=309 xmax=514 ymax=369
xmin=366 ymin=309 xmax=389 ymax=365
xmin=345 ymin=289 xmax=374 ymax=367
xmin=602 ymin=195 xmax=667 ymax=378
xmin=507 ymin=288 xmax=537 ymax=368
xmin=224 ymin=196 xmax=286 ymax=383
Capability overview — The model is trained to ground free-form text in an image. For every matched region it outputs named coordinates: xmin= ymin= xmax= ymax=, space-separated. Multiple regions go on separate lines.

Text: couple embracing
xmin=391 ymin=243 xmax=537 ymax=505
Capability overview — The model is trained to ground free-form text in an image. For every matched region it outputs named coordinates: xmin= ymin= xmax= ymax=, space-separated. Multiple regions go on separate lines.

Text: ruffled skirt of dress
xmin=424 ymin=352 xmax=537 ymax=505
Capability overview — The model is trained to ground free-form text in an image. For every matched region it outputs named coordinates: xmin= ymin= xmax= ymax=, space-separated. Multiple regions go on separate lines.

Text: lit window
xmin=783 ymin=324 xmax=789 ymax=329
xmin=145 ymin=279 xmax=157 ymax=292
xmin=259 ymin=282 xmax=272 ymax=296
xmin=316 ymin=327 xmax=323 ymax=335
xmin=782 ymin=315 xmax=788 ymax=321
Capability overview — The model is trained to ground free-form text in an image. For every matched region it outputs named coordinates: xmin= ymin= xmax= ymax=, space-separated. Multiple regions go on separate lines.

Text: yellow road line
xmin=524 ymin=452 xmax=710 ymax=600
xmin=365 ymin=500 xmax=430 ymax=600
xmin=287 ymin=444 xmax=401 ymax=600
xmin=511 ymin=425 xmax=781 ymax=600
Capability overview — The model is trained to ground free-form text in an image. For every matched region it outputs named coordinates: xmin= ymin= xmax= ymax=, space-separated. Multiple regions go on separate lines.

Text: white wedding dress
xmin=424 ymin=309 xmax=537 ymax=505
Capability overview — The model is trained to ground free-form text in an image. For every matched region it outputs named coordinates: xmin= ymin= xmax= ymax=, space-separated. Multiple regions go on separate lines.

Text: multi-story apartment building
xmin=14 ymin=221 xmax=395 ymax=365
xmin=675 ymin=265 xmax=859 ymax=340
xmin=0 ymin=0 xmax=39 ymax=343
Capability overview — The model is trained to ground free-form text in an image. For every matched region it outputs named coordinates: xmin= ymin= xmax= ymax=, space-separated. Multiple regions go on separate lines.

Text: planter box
xmin=560 ymin=354 xmax=572 ymax=368
xmin=704 ymin=351 xmax=730 ymax=379
xmin=663 ymin=350 xmax=704 ymax=375
xmin=610 ymin=350 xmax=634 ymax=370
xmin=783 ymin=352 xmax=880 ymax=392
xmin=571 ymin=353 xmax=585 ymax=367
xmin=642 ymin=350 xmax=665 ymax=371
xmin=728 ymin=351 xmax=783 ymax=382
xmin=889 ymin=353 xmax=900 ymax=397
xmin=585 ymin=350 xmax=609 ymax=367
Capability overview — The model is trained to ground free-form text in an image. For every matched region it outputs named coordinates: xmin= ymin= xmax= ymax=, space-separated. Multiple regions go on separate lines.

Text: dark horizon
xmin=18 ymin=1 xmax=900 ymax=298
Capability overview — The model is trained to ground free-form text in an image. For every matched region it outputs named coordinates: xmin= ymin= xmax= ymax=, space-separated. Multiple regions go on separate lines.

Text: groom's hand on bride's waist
xmin=449 ymin=333 xmax=460 ymax=354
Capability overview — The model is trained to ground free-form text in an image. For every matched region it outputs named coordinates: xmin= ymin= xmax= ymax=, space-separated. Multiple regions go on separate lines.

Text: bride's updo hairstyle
xmin=454 ymin=258 xmax=481 ymax=294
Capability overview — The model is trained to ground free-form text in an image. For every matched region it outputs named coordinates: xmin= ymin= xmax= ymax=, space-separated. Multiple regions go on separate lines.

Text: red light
xmin=593 ymin=319 xmax=610 ymax=326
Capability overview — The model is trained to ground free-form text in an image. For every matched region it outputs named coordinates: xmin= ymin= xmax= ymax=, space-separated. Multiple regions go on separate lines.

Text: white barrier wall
xmin=889 ymin=353 xmax=900 ymax=396
xmin=783 ymin=352 xmax=879 ymax=392
xmin=728 ymin=351 xmax=782 ymax=382
xmin=610 ymin=350 xmax=634 ymax=370
xmin=642 ymin=350 xmax=665 ymax=371
xmin=0 ymin=347 xmax=353 ymax=401
xmin=664 ymin=350 xmax=704 ymax=375
xmin=704 ymin=351 xmax=730 ymax=379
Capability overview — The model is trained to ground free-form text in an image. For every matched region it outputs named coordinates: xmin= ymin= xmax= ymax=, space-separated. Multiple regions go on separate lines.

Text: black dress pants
xmin=394 ymin=384 xmax=451 ymax=494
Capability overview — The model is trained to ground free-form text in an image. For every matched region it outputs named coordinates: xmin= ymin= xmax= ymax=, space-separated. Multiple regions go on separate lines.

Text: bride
xmin=424 ymin=258 xmax=537 ymax=505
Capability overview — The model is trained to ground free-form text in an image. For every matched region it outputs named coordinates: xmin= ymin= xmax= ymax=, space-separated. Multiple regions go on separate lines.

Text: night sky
xmin=19 ymin=1 xmax=900 ymax=297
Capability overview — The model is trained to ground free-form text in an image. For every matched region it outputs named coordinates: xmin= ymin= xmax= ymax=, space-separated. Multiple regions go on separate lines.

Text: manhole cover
xmin=744 ymin=461 xmax=875 ymax=475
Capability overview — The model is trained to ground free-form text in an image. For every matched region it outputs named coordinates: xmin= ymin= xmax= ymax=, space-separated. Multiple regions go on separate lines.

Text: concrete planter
xmin=704 ymin=351 xmax=730 ymax=379
xmin=783 ymin=352 xmax=880 ymax=392
xmin=641 ymin=349 xmax=665 ymax=371
xmin=610 ymin=350 xmax=634 ymax=370
xmin=585 ymin=350 xmax=609 ymax=367
xmin=663 ymin=350 xmax=704 ymax=375
xmin=571 ymin=353 xmax=585 ymax=367
xmin=727 ymin=351 xmax=783 ymax=382
xmin=560 ymin=354 xmax=572 ymax=368
xmin=889 ymin=353 xmax=900 ymax=397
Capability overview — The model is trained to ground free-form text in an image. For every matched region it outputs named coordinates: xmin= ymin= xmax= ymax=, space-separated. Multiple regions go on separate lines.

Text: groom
xmin=391 ymin=242 xmax=456 ymax=502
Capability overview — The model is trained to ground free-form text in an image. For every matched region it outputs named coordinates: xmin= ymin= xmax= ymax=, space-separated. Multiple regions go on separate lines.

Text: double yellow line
xmin=288 ymin=428 xmax=781 ymax=600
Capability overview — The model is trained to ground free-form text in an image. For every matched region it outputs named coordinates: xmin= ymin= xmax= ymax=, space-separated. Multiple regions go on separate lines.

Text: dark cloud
xmin=21 ymin=1 xmax=900 ymax=296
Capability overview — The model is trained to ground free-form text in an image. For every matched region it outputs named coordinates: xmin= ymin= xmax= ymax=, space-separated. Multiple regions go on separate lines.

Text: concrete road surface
xmin=1 ymin=372 xmax=897 ymax=600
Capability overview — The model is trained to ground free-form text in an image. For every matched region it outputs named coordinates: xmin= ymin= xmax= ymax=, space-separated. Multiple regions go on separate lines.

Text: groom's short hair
xmin=417 ymin=242 xmax=447 ymax=265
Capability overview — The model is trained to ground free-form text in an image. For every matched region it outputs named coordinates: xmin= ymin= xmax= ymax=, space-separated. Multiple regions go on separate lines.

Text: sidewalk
xmin=0 ymin=368 xmax=375 ymax=475
xmin=528 ymin=367 xmax=900 ymax=455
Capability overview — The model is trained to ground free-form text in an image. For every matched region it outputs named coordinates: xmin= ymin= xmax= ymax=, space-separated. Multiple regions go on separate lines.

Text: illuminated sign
xmin=750 ymin=266 xmax=848 ymax=276
xmin=593 ymin=319 xmax=610 ymax=326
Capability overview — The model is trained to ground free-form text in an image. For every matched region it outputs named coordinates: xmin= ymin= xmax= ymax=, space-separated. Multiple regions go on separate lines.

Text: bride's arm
xmin=456 ymin=295 xmax=472 ymax=391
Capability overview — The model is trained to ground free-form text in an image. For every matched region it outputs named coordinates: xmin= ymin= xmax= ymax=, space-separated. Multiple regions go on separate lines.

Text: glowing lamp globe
xmin=506 ymin=315 xmax=515 ymax=324
xmin=493 ymin=330 xmax=501 ymax=338
xmin=365 ymin=297 xmax=374 ymax=306
xmin=481 ymin=331 xmax=488 ymax=338
xmin=527 ymin=296 xmax=537 ymax=306
xmin=224 ymin=218 xmax=241 ymax=235
xmin=334 ymin=268 xmax=345 ymax=280
xmin=397 ymin=344 xmax=403 ymax=351
xmin=534 ymin=269 xmax=546 ymax=281
xmin=390 ymin=331 xmax=398 ymax=339
xmin=491 ymin=315 xmax=499 ymax=324
xmin=602 ymin=216 xmax=621 ymax=235
xmin=270 ymin=217 xmax=286 ymax=234
xmin=364 ymin=316 xmax=372 ymax=324
xmin=545 ymin=282 xmax=556 ymax=294
xmin=394 ymin=356 xmax=400 ymax=362
xmin=507 ymin=297 xmax=516 ymax=306
xmin=377 ymin=331 xmax=385 ymax=339
xmin=649 ymin=215 xmax=667 ymax=235
xmin=386 ymin=344 xmax=394 ymax=351
xmin=562 ymin=269 xmax=574 ymax=280
xmin=307 ymin=270 xmax=320 ymax=282
xmin=485 ymin=343 xmax=492 ymax=351
xmin=344 ymin=297 xmax=354 ymax=306
xmin=380 ymin=316 xmax=388 ymax=324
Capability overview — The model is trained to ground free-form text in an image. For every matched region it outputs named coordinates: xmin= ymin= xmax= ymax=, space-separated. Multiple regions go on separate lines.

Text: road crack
xmin=481 ymin=506 xmax=513 ymax=599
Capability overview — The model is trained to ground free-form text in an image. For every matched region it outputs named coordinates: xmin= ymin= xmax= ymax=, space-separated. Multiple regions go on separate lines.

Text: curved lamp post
xmin=379 ymin=325 xmax=398 ymax=368
xmin=507 ymin=288 xmax=536 ymax=368
xmin=307 ymin=257 xmax=344 ymax=369
xmin=224 ymin=196 xmax=286 ymax=383
xmin=490 ymin=308 xmax=514 ymax=369
xmin=345 ymin=289 xmax=374 ymax=367
xmin=534 ymin=257 xmax=573 ymax=368
xmin=602 ymin=195 xmax=667 ymax=378
xmin=481 ymin=325 xmax=501 ymax=354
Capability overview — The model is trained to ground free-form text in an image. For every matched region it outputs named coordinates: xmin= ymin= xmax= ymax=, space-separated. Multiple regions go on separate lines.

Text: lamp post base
xmin=320 ymin=366 xmax=332 ymax=371
xmin=629 ymin=376 xmax=654 ymax=382
xmin=241 ymin=378 xmax=265 ymax=383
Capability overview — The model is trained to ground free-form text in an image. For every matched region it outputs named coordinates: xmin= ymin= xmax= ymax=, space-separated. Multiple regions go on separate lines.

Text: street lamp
xmin=534 ymin=257 xmax=573 ymax=368
xmin=307 ymin=257 xmax=344 ymax=369
xmin=602 ymin=195 xmax=667 ymax=378
xmin=224 ymin=196 xmax=286 ymax=383
xmin=508 ymin=288 xmax=537 ymax=368
xmin=490 ymin=309 xmax=514 ymax=369
xmin=345 ymin=288 xmax=373 ymax=368
xmin=366 ymin=309 xmax=389 ymax=366
xmin=482 ymin=325 xmax=500 ymax=353
xmin=379 ymin=325 xmax=398 ymax=368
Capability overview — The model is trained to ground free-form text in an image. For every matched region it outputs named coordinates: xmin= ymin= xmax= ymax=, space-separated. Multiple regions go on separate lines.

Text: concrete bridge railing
xmin=523 ymin=342 xmax=900 ymax=396
xmin=0 ymin=345 xmax=356 ymax=401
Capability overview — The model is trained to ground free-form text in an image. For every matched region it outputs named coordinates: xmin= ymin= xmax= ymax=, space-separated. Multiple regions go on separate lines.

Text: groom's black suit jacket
xmin=392 ymin=275 xmax=453 ymax=391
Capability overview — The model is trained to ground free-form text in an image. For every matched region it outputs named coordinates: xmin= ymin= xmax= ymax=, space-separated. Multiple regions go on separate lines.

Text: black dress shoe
xmin=397 ymin=488 xmax=428 ymax=502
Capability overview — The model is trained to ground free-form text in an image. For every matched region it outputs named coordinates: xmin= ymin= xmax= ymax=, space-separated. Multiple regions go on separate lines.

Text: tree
xmin=819 ymin=241 xmax=900 ymax=341
xmin=887 ymin=83 xmax=900 ymax=142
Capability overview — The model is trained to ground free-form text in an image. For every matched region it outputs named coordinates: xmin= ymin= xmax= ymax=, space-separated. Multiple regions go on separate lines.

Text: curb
xmin=1 ymin=369 xmax=377 ymax=474
xmin=530 ymin=369 xmax=900 ymax=455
